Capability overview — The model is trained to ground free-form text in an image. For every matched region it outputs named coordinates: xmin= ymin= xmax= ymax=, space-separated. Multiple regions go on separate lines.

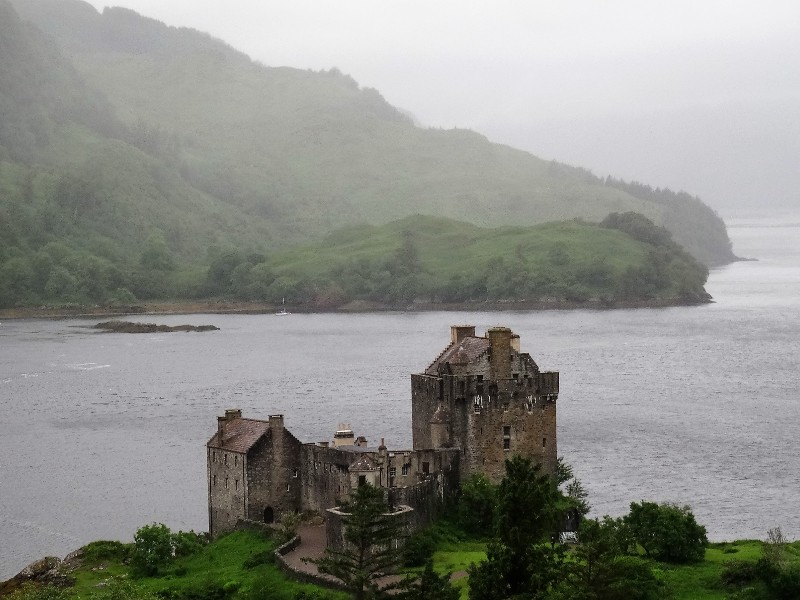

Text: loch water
xmin=1 ymin=217 xmax=799 ymax=579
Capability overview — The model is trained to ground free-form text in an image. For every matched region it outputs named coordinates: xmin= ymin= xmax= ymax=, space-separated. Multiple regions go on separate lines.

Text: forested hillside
xmin=0 ymin=0 xmax=733 ymax=309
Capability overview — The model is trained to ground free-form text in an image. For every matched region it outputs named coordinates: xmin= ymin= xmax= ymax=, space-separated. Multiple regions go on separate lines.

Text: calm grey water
xmin=1 ymin=217 xmax=799 ymax=579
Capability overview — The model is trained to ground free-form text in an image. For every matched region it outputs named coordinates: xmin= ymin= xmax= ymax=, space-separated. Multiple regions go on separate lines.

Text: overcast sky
xmin=84 ymin=0 xmax=800 ymax=215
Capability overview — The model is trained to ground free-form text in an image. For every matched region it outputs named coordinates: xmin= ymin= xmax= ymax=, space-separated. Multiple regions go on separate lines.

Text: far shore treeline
xmin=0 ymin=0 xmax=732 ymax=311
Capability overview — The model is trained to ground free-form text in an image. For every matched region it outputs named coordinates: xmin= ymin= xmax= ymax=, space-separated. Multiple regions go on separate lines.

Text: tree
xmin=624 ymin=501 xmax=708 ymax=563
xmin=468 ymin=457 xmax=564 ymax=600
xmin=551 ymin=517 xmax=663 ymax=600
xmin=456 ymin=474 xmax=496 ymax=536
xmin=130 ymin=523 xmax=173 ymax=577
xmin=398 ymin=560 xmax=459 ymax=600
xmin=311 ymin=484 xmax=405 ymax=600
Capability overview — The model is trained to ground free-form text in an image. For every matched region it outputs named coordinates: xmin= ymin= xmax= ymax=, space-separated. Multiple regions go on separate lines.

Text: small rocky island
xmin=94 ymin=321 xmax=219 ymax=333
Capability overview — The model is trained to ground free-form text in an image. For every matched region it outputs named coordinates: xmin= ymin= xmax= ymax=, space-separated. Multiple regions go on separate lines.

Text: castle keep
xmin=207 ymin=325 xmax=559 ymax=537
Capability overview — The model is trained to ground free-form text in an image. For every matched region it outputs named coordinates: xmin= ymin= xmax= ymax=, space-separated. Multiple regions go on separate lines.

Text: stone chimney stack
xmin=217 ymin=409 xmax=242 ymax=445
xmin=268 ymin=414 xmax=284 ymax=429
xmin=451 ymin=325 xmax=476 ymax=345
xmin=488 ymin=327 xmax=513 ymax=380
xmin=511 ymin=334 xmax=521 ymax=353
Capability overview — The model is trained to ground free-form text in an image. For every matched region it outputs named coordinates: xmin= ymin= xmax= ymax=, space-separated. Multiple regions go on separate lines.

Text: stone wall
xmin=208 ymin=447 xmax=247 ymax=536
xmin=246 ymin=420 xmax=303 ymax=525
xmin=300 ymin=444 xmax=354 ymax=512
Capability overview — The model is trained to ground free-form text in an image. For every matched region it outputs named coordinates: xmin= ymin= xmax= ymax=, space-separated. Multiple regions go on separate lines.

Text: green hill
xmin=236 ymin=213 xmax=710 ymax=309
xmin=0 ymin=0 xmax=732 ymax=309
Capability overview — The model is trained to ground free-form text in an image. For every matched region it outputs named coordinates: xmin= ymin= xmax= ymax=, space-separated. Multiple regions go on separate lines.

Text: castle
xmin=207 ymin=325 xmax=559 ymax=537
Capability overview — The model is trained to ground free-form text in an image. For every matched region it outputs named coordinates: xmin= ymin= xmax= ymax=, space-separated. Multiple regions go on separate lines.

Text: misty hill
xmin=7 ymin=0 xmax=734 ymax=258
xmin=0 ymin=0 xmax=730 ymax=308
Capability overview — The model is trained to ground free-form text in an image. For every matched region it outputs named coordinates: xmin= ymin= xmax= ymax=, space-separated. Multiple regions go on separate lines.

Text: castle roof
xmin=207 ymin=418 xmax=269 ymax=453
xmin=425 ymin=336 xmax=489 ymax=375
xmin=349 ymin=454 xmax=379 ymax=472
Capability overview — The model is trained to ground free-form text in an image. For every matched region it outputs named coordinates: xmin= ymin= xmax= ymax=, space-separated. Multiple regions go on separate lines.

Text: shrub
xmin=82 ymin=540 xmax=130 ymax=563
xmin=624 ymin=501 xmax=708 ymax=563
xmin=130 ymin=523 xmax=174 ymax=577
xmin=403 ymin=529 xmax=437 ymax=567
xmin=721 ymin=560 xmax=760 ymax=588
xmin=172 ymin=530 xmax=207 ymax=558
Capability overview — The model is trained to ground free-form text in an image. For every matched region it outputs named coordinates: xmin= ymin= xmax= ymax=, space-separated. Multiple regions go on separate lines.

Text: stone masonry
xmin=207 ymin=325 xmax=558 ymax=538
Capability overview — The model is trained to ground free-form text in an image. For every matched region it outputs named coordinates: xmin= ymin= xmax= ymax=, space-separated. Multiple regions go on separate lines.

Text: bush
xmin=172 ymin=530 xmax=207 ymax=558
xmin=82 ymin=540 xmax=130 ymax=563
xmin=721 ymin=560 xmax=760 ymax=588
xmin=624 ymin=501 xmax=708 ymax=563
xmin=403 ymin=529 xmax=437 ymax=567
xmin=767 ymin=564 xmax=800 ymax=600
xmin=130 ymin=523 xmax=174 ymax=577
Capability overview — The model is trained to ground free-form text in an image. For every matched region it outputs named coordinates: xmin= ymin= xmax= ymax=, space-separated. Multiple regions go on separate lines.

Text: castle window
xmin=286 ymin=483 xmax=290 ymax=491
xmin=225 ymin=477 xmax=229 ymax=489
xmin=512 ymin=373 xmax=518 ymax=382
xmin=212 ymin=452 xmax=216 ymax=463
xmin=503 ymin=426 xmax=511 ymax=451
xmin=235 ymin=479 xmax=239 ymax=491
xmin=422 ymin=462 xmax=430 ymax=475
xmin=234 ymin=455 xmax=238 ymax=466
xmin=402 ymin=464 xmax=409 ymax=476
xmin=293 ymin=468 xmax=299 ymax=478
xmin=542 ymin=437 xmax=547 ymax=447
xmin=224 ymin=454 xmax=228 ymax=466
xmin=358 ymin=475 xmax=367 ymax=487
xmin=213 ymin=475 xmax=217 ymax=487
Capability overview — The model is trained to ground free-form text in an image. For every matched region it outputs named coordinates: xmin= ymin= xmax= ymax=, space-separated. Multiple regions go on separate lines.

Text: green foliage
xmin=551 ymin=517 xmax=664 ymax=600
xmin=0 ymin=0 xmax=734 ymax=311
xmin=131 ymin=523 xmax=174 ymax=577
xmin=82 ymin=540 xmax=130 ymax=563
xmin=172 ymin=530 xmax=207 ymax=559
xmin=276 ymin=511 xmax=302 ymax=545
xmin=88 ymin=579 xmax=160 ymax=600
xmin=456 ymin=474 xmax=496 ymax=537
xmin=312 ymin=484 xmax=405 ymax=600
xmin=624 ymin=501 xmax=708 ymax=564
xmin=398 ymin=560 xmax=460 ymax=600
xmin=7 ymin=584 xmax=71 ymax=600
xmin=468 ymin=457 xmax=564 ymax=599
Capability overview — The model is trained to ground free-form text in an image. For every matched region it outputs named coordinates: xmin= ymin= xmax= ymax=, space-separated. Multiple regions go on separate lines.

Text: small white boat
xmin=275 ymin=298 xmax=289 ymax=316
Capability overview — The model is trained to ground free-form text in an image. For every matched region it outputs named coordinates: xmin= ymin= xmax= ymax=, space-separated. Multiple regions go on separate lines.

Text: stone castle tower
xmin=411 ymin=325 xmax=559 ymax=482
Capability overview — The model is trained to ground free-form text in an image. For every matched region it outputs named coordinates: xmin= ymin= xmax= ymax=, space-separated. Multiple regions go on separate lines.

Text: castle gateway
xmin=207 ymin=325 xmax=558 ymax=537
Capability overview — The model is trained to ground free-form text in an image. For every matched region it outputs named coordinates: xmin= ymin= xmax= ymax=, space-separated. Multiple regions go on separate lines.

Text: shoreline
xmin=0 ymin=296 xmax=712 ymax=321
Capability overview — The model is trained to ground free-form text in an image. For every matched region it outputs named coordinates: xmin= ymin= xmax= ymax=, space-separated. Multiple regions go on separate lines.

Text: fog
xmin=85 ymin=0 xmax=800 ymax=215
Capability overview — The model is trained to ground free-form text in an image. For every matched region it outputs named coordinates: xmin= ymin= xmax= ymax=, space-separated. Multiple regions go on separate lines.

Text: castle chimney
xmin=488 ymin=327 xmax=513 ymax=380
xmin=217 ymin=408 xmax=242 ymax=445
xmin=268 ymin=414 xmax=284 ymax=429
xmin=511 ymin=334 xmax=521 ymax=353
xmin=217 ymin=416 xmax=226 ymax=446
xmin=451 ymin=325 xmax=476 ymax=345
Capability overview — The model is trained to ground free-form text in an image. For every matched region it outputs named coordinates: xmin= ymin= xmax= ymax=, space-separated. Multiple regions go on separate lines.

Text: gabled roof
xmin=207 ymin=418 xmax=270 ymax=453
xmin=425 ymin=336 xmax=490 ymax=375
xmin=349 ymin=453 xmax=379 ymax=472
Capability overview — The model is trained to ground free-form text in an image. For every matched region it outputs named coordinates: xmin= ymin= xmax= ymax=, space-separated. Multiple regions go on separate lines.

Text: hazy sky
xmin=84 ymin=0 xmax=800 ymax=214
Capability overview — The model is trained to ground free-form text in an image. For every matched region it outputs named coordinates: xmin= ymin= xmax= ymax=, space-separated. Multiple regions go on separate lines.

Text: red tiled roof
xmin=207 ymin=418 xmax=270 ymax=453
xmin=425 ymin=336 xmax=489 ymax=375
